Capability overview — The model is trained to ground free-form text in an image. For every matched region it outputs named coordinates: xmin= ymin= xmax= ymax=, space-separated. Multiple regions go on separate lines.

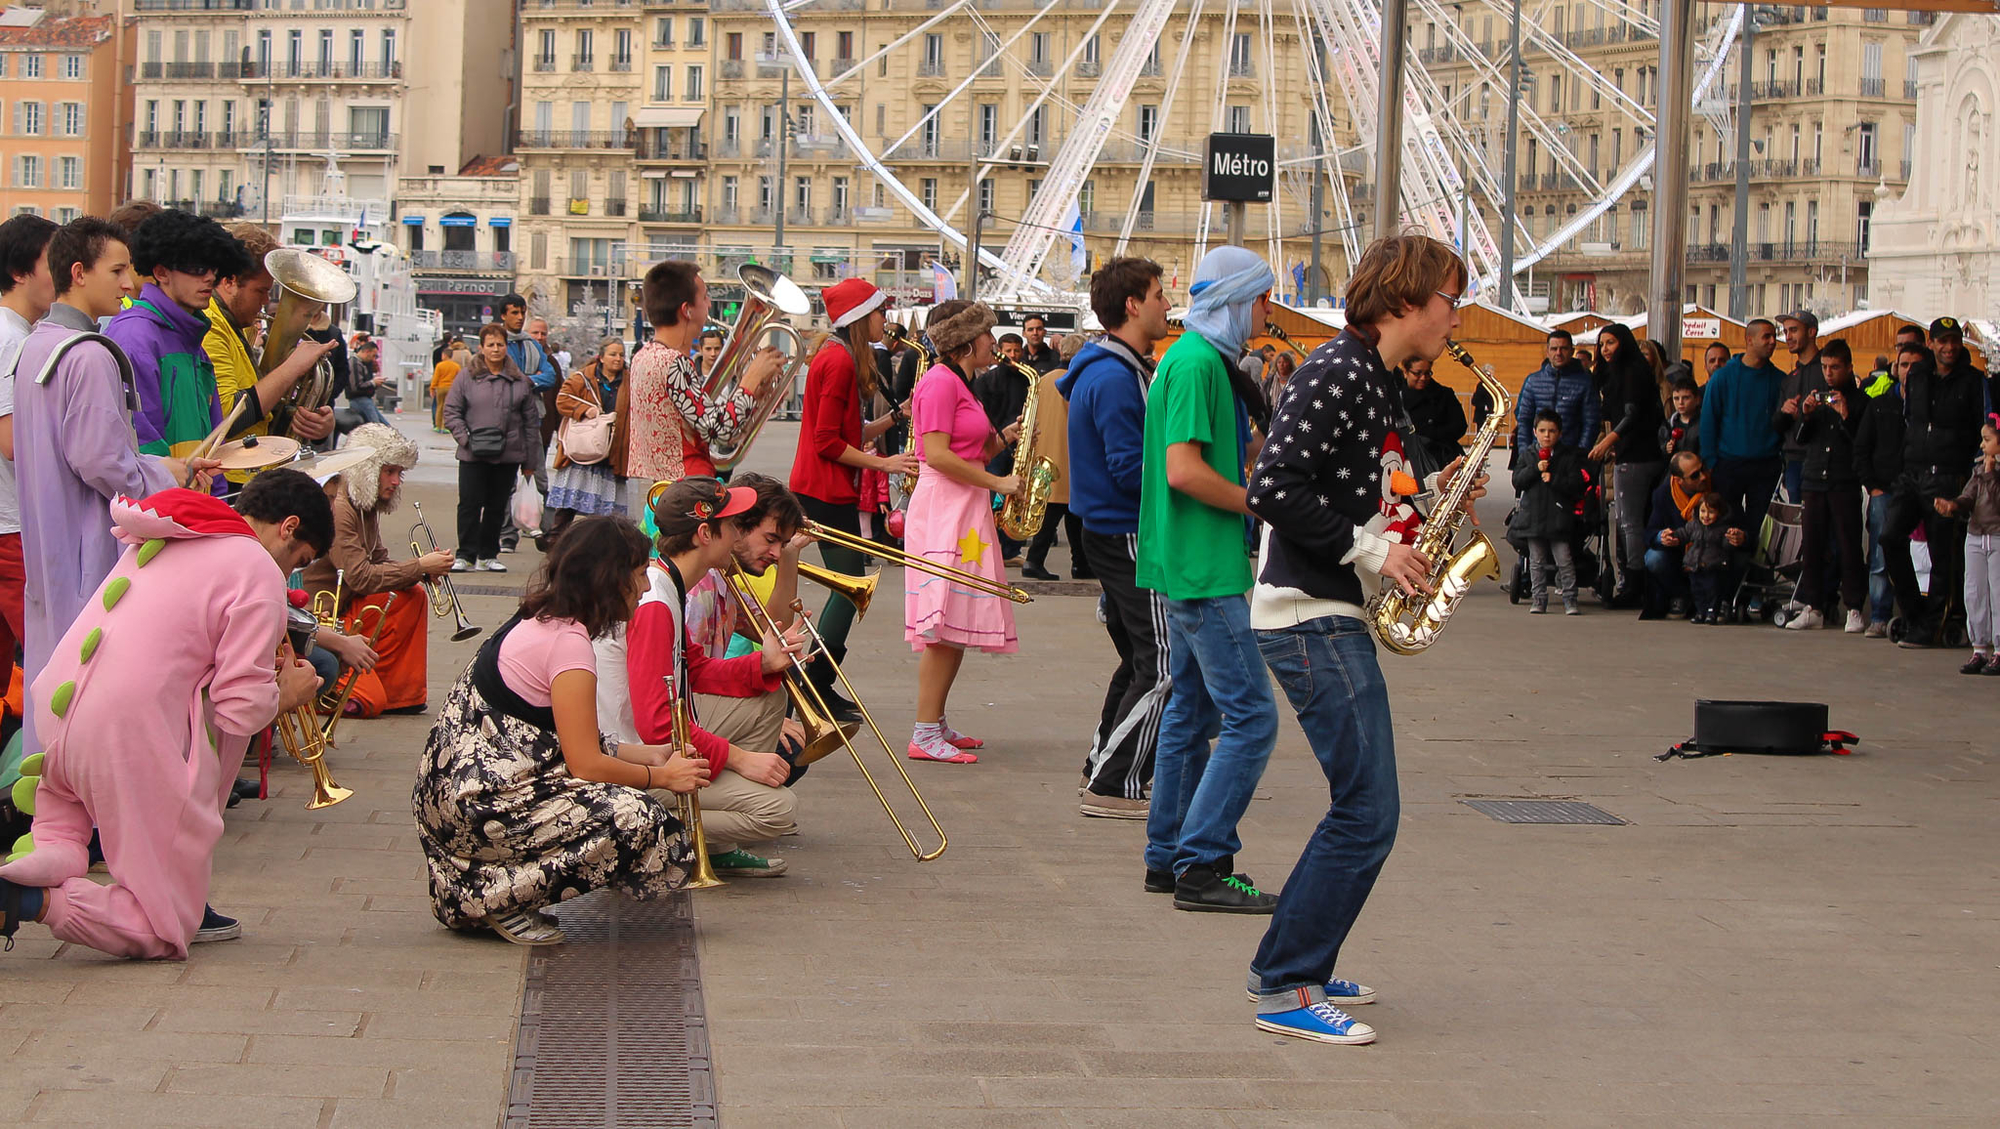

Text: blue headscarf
xmin=1181 ymin=246 xmax=1276 ymax=359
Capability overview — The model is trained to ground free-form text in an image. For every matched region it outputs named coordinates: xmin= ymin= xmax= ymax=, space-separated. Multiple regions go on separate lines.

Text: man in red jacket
xmin=593 ymin=476 xmax=807 ymax=878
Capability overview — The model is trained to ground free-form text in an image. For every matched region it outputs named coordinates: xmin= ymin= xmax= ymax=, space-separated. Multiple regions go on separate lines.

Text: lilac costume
xmin=11 ymin=303 xmax=177 ymax=755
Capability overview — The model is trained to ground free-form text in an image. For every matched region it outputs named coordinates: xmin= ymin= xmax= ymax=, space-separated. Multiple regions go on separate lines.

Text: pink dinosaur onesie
xmin=0 ymin=490 xmax=285 ymax=959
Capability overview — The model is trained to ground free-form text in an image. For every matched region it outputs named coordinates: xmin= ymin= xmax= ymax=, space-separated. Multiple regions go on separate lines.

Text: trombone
xmin=724 ymin=564 xmax=946 ymax=859
xmin=802 ymin=519 xmax=1031 ymax=605
xmin=411 ymin=501 xmax=482 ymax=642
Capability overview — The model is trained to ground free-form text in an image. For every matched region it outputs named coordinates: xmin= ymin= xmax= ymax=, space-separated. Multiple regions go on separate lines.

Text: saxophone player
xmin=1241 ymin=234 xmax=1487 ymax=1047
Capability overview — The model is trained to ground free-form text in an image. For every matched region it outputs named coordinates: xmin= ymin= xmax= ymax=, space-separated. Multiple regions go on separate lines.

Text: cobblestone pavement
xmin=2 ymin=425 xmax=1995 ymax=1126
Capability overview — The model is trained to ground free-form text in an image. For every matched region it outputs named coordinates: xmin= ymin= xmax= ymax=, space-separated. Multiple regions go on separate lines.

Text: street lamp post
xmin=963 ymin=146 xmax=1047 ymax=302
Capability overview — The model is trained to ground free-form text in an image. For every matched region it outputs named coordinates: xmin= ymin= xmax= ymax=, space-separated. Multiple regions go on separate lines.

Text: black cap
xmin=1779 ymin=309 xmax=1818 ymax=330
xmin=1930 ymin=316 xmax=1963 ymax=338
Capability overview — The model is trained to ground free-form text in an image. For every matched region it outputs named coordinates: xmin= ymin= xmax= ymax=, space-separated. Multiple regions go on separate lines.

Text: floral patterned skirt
xmin=411 ymin=667 xmax=688 ymax=931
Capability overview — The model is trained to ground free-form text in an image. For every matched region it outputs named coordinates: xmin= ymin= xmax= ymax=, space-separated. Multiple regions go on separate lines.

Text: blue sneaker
xmin=1247 ymin=977 xmax=1376 ymax=1005
xmin=1255 ymin=1000 xmax=1377 ymax=1045
xmin=193 ymin=905 xmax=241 ymax=943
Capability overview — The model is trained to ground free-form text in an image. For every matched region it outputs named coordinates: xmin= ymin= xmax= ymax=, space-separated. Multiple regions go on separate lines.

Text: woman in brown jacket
xmin=543 ymin=338 xmax=632 ymax=546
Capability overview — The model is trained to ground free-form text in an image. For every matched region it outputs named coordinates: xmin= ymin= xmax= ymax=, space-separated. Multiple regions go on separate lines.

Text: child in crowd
xmin=1661 ymin=376 xmax=1702 ymax=459
xmin=1510 ymin=410 xmax=1590 ymax=615
xmin=1679 ymin=492 xmax=1735 ymax=624
xmin=1937 ymin=420 xmax=2000 ymax=674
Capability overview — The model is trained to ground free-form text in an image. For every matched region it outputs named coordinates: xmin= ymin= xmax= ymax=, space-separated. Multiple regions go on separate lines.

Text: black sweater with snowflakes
xmin=1248 ymin=328 xmax=1418 ymax=624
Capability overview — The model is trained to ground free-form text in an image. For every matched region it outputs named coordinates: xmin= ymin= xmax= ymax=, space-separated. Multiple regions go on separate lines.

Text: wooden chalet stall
xmin=1573 ymin=305 xmax=1752 ymax=376
xmin=1815 ymin=309 xmax=1986 ymax=372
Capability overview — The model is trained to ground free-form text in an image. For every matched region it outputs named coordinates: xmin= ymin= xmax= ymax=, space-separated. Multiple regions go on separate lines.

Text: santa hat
xmin=822 ymin=278 xmax=891 ymax=330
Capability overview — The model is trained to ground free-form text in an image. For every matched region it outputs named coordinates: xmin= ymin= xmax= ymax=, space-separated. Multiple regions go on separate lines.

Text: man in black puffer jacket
xmin=1881 ymin=318 xmax=1988 ymax=646
xmin=1852 ymin=343 xmax=1912 ymax=635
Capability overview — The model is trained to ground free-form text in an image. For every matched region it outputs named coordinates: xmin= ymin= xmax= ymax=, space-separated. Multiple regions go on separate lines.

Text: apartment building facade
xmin=0 ymin=9 xmax=125 ymax=223
xmin=127 ymin=0 xmax=509 ymax=223
xmin=1418 ymin=3 xmax=1933 ymax=316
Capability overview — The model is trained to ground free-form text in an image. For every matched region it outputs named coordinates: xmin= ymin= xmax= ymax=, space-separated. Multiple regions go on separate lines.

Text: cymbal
xmin=288 ymin=444 xmax=375 ymax=482
xmin=212 ymin=434 xmax=302 ymax=471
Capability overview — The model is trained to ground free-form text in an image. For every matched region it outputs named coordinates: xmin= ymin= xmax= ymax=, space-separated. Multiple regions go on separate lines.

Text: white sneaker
xmin=1784 ymin=608 xmax=1824 ymax=630
xmin=1844 ymin=609 xmax=1866 ymax=634
xmin=450 ymin=558 xmax=470 ymax=572
xmin=479 ymin=558 xmax=508 ymax=572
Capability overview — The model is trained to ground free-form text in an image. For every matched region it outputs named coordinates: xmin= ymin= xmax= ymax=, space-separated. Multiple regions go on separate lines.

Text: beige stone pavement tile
xmin=150 ymin=1006 xmax=362 ymax=1037
xmin=981 ymin=1078 xmax=1262 ymax=1110
xmin=12 ymin=1029 xmax=249 ymax=1066
xmin=163 ymin=1062 xmax=389 ymax=1098
xmin=326 ymin=1095 xmax=511 ymax=1129
xmin=0 ymin=1003 xmax=159 ymax=1034
xmin=355 ymin=1011 xmax=517 ymax=1043
xmin=27 ymin=1090 xmax=329 ymax=1125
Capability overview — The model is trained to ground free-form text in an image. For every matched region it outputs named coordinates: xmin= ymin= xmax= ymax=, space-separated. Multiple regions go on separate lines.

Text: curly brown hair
xmin=519 ymin=516 xmax=652 ymax=638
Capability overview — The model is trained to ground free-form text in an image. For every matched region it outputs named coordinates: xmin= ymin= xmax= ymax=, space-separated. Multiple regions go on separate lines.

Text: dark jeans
xmin=1248 ymin=615 xmax=1398 ymax=1011
xmin=1711 ymin=455 xmax=1783 ymax=538
xmin=1867 ymin=491 xmax=1895 ymax=624
xmin=1882 ymin=484 xmax=1966 ymax=634
xmin=1689 ymin=567 xmax=1727 ymax=616
xmin=1025 ymin=503 xmax=1090 ymax=576
xmin=1143 ymin=594 xmax=1278 ymax=877
xmin=1643 ymin=546 xmax=1688 ymax=612
xmin=796 ymin=494 xmax=866 ymax=671
xmin=1798 ymin=488 xmax=1866 ymax=615
xmin=1782 ymin=457 xmax=1804 ymax=504
xmin=1079 ymin=529 xmax=1167 ymax=800
xmin=1612 ymin=461 xmax=1663 ymax=593
xmin=457 ymin=460 xmax=519 ymax=562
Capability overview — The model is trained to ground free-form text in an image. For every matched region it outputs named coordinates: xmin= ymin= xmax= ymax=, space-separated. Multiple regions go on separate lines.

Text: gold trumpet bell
xmin=276 ymin=708 xmax=354 ymax=809
xmin=679 ymin=793 xmax=725 ymax=889
xmin=796 ymin=561 xmax=877 ymax=620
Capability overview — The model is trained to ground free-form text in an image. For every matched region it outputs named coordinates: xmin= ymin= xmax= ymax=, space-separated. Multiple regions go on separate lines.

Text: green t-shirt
xmin=1135 ymin=331 xmax=1252 ymax=600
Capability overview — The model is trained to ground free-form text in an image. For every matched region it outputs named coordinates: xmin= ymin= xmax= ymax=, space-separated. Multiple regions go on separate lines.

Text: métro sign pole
xmin=1204 ymin=132 xmax=1275 ymax=249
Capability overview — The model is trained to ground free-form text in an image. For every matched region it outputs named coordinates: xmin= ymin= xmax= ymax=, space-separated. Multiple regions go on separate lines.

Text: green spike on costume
xmin=5 ymin=830 xmax=31 ymax=864
xmin=101 ymin=576 xmax=130 ymax=610
xmin=80 ymin=627 xmax=103 ymax=664
xmin=48 ymin=682 xmax=75 ymax=718
xmin=135 ymin=538 xmax=167 ymax=567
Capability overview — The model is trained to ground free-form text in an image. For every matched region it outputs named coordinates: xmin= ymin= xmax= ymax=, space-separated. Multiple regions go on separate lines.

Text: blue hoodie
xmin=1699 ymin=355 xmax=1785 ymax=463
xmin=1056 ymin=336 xmax=1154 ymax=535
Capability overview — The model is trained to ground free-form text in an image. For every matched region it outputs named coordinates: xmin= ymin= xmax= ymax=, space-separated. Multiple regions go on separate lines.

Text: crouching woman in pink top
xmin=412 ymin=516 xmax=710 ymax=945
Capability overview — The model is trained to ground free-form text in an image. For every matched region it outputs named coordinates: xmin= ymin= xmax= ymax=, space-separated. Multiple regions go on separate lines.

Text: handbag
xmin=556 ymin=391 xmax=616 ymax=465
xmin=467 ymin=426 xmax=508 ymax=460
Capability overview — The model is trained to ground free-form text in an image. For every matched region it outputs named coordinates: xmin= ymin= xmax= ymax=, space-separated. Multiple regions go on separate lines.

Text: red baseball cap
xmin=649 ymin=476 xmax=756 ymax=537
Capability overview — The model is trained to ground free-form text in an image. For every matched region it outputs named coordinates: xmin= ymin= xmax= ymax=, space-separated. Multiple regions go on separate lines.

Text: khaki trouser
xmin=649 ymin=689 xmax=794 ymax=853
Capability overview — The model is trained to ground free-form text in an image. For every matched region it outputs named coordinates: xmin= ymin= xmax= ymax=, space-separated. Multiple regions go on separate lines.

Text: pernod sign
xmin=1203 ymin=133 xmax=1276 ymax=203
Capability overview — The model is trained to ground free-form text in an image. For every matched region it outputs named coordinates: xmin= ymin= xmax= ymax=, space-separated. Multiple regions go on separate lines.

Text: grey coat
xmin=443 ymin=358 xmax=543 ymax=465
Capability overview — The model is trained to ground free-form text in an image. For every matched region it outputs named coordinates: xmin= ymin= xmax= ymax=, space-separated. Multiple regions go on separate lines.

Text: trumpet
xmin=262 ymin=248 xmax=358 ymax=417
xmin=310 ymin=567 xmax=345 ymax=628
xmin=803 ymin=519 xmax=1031 ymax=604
xmin=724 ymin=566 xmax=944 ymax=858
xmin=277 ymin=604 xmax=353 ymax=809
xmin=317 ymin=592 xmax=397 ymax=749
xmin=662 ymin=671 xmax=723 ymax=889
xmin=410 ymin=501 xmax=481 ymax=642
xmin=704 ymin=264 xmax=812 ymax=472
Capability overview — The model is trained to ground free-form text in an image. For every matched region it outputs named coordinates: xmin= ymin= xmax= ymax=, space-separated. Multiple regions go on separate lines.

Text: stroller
xmin=1744 ymin=489 xmax=1807 ymax=625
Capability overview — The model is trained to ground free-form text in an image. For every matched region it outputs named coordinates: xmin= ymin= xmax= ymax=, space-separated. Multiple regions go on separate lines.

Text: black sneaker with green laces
xmin=1172 ymin=863 xmax=1279 ymax=914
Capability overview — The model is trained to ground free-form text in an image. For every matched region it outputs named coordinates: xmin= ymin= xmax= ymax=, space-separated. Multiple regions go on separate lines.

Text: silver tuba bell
xmin=705 ymin=263 xmax=810 ymax=471
xmin=262 ymin=247 xmax=359 ymax=417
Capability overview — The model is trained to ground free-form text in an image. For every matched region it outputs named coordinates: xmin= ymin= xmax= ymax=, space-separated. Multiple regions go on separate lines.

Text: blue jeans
xmin=1643 ymin=546 xmax=1688 ymax=609
xmin=1142 ymin=595 xmax=1278 ymax=878
xmin=1248 ymin=616 xmax=1398 ymax=1012
xmin=1866 ymin=491 xmax=1894 ymax=624
xmin=349 ymin=394 xmax=386 ymax=426
xmin=1782 ymin=458 xmax=1804 ymax=504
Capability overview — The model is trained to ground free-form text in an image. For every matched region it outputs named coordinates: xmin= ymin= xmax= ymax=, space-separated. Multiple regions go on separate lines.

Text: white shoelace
xmin=1306 ymin=1001 xmax=1357 ymax=1028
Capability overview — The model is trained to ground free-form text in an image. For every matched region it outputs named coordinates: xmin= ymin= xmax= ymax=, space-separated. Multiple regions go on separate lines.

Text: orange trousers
xmin=337 ymin=585 xmax=429 ymax=717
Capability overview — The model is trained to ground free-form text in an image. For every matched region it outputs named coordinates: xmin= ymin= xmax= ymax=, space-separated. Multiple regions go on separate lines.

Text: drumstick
xmin=192 ymin=396 xmax=253 ymax=461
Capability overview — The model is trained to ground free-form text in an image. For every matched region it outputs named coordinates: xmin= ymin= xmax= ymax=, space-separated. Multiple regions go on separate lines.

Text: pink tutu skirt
xmin=902 ymin=471 xmax=1018 ymax=653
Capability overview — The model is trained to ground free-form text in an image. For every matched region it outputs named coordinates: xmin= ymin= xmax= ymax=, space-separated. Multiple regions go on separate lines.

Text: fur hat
xmin=925 ymin=301 xmax=997 ymax=358
xmin=342 ymin=423 xmax=418 ymax=511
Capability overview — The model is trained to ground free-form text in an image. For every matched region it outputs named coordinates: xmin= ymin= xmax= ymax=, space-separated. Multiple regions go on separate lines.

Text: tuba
xmin=703 ymin=264 xmax=810 ymax=471
xmin=996 ymin=361 xmax=1058 ymax=540
xmin=261 ymin=248 xmax=358 ymax=417
xmin=1365 ymin=340 xmax=1510 ymax=656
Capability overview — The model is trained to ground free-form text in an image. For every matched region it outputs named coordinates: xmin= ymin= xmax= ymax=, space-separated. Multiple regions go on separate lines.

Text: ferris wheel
xmin=759 ymin=0 xmax=1742 ymax=304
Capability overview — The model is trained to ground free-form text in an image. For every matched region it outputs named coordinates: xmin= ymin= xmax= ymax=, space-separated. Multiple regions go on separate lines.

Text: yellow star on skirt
xmin=957 ymin=526 xmax=988 ymax=564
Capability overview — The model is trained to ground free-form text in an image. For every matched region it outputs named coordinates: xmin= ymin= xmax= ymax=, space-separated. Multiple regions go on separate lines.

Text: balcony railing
xmin=530 ymin=197 xmax=552 ymax=215
xmin=1904 ymin=80 xmax=1919 ymax=99
xmin=1228 ymin=60 xmax=1255 ymax=78
xmin=514 ymin=129 xmax=636 ymax=150
xmin=720 ymin=59 xmax=744 ymax=79
xmin=1859 ymin=77 xmax=1885 ymax=97
xmin=605 ymin=198 xmax=628 ymax=217
xmin=573 ymin=54 xmax=595 ymax=71
xmin=918 ymin=60 xmax=946 ymax=76
xmin=1417 ymin=45 xmax=1458 ymax=64
xmin=639 ymin=207 xmax=703 ymax=224
xmin=236 ymin=131 xmax=396 ymax=151
xmin=635 ymin=136 xmax=708 ymax=161
xmin=1901 ymin=159 xmax=1913 ymax=179
xmin=1076 ymin=60 xmax=1100 ymax=77
xmin=136 ymin=130 xmax=253 ymax=150
xmin=786 ymin=207 xmax=814 ymax=226
xmin=1027 ymin=58 xmax=1054 ymax=77
xmin=533 ymin=56 xmax=558 ymax=72
xmin=410 ymin=250 xmax=516 ymax=272
xmin=1750 ymin=80 xmax=1799 ymax=100
xmin=240 ymin=61 xmax=402 ymax=81
xmin=823 ymin=206 xmax=853 ymax=225
xmin=1858 ymin=159 xmax=1882 ymax=177
xmin=139 ymin=61 xmax=251 ymax=80
xmin=610 ymin=57 xmax=634 ymax=72
xmin=1682 ymin=242 xmax=1863 ymax=264
xmin=713 ymin=206 xmax=741 ymax=225
xmin=134 ymin=0 xmax=252 ymax=10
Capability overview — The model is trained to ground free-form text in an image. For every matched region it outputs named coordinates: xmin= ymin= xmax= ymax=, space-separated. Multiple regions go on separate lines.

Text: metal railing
xmin=1904 ymin=80 xmax=1919 ymax=99
xmin=530 ymin=197 xmax=552 ymax=215
xmin=139 ymin=61 xmax=252 ymax=80
xmin=240 ymin=61 xmax=402 ymax=81
xmin=134 ymin=0 xmax=252 ymax=9
xmin=235 ymin=130 xmax=396 ymax=150
xmin=410 ymin=250 xmax=516 ymax=271
xmin=639 ymin=208 xmax=703 ymax=224
xmin=1686 ymin=241 xmax=1859 ymax=263
xmin=533 ymin=56 xmax=558 ymax=72
xmin=605 ymin=198 xmax=628 ymax=217
xmin=1750 ymin=80 xmax=1799 ymax=100
xmin=720 ymin=59 xmax=744 ymax=79
xmin=1901 ymin=159 xmax=1912 ymax=179
xmin=1859 ymin=77 xmax=1885 ymax=97
xmin=573 ymin=54 xmax=595 ymax=71
xmin=635 ymin=137 xmax=708 ymax=161
xmin=514 ymin=129 xmax=636 ymax=150
xmin=1858 ymin=159 xmax=1882 ymax=177
xmin=1076 ymin=60 xmax=1100 ymax=77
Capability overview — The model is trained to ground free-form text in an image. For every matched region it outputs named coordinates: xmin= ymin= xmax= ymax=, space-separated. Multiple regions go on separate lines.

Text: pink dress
xmin=903 ymin=364 xmax=1018 ymax=653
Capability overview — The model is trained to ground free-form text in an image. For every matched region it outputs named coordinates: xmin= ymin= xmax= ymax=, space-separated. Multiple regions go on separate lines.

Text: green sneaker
xmin=709 ymin=849 xmax=787 ymax=877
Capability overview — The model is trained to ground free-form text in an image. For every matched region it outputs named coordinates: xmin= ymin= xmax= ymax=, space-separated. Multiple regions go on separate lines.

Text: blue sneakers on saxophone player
xmin=1255 ymin=1000 xmax=1377 ymax=1045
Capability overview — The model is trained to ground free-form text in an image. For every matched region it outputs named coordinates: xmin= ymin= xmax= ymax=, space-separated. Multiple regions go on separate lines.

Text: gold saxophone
xmin=996 ymin=361 xmax=1059 ymax=540
xmin=1366 ymin=340 xmax=1510 ymax=656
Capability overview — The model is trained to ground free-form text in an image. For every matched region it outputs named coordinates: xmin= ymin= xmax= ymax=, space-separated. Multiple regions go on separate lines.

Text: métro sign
xmin=1203 ymin=133 xmax=1275 ymax=203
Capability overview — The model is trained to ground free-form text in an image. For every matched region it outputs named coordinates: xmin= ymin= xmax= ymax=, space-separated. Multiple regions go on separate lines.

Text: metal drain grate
xmin=451 ymin=582 xmax=523 ymax=598
xmin=503 ymin=890 xmax=716 ymax=1129
xmin=1462 ymin=799 xmax=1627 ymax=825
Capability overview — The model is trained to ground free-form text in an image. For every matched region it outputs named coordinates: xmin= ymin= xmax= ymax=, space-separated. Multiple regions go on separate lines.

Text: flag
xmin=1291 ymin=260 xmax=1307 ymax=302
xmin=931 ymin=260 xmax=957 ymax=301
xmin=1066 ymin=200 xmax=1086 ymax=279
